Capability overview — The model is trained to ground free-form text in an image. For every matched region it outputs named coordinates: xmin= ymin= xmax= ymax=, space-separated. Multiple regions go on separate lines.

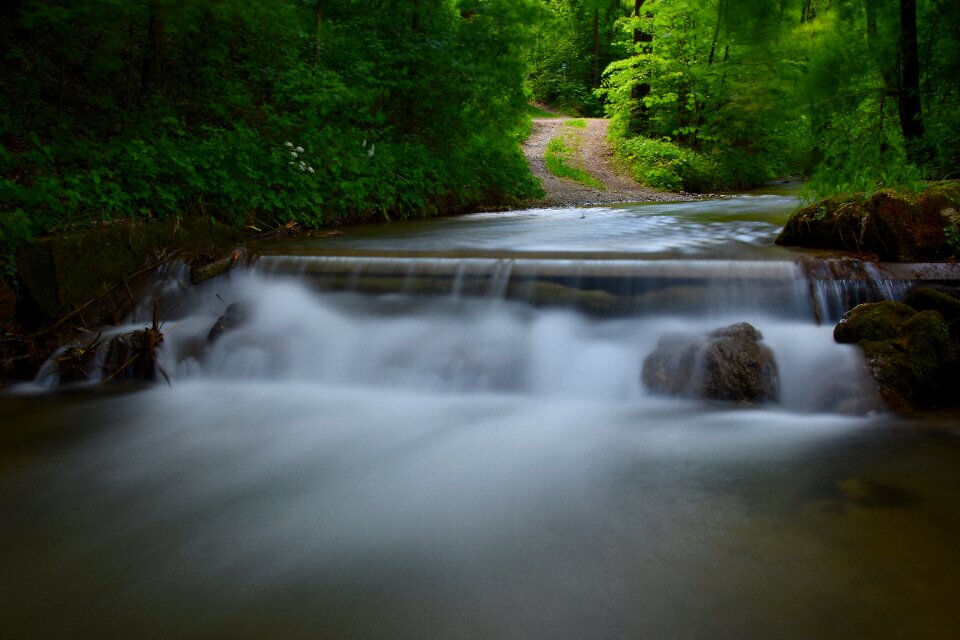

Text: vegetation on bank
xmin=4 ymin=0 xmax=960 ymax=281
xmin=0 ymin=0 xmax=544 ymax=273
xmin=530 ymin=0 xmax=960 ymax=195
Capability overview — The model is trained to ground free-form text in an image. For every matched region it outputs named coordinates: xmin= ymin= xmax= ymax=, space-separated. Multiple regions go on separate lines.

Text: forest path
xmin=522 ymin=116 xmax=689 ymax=207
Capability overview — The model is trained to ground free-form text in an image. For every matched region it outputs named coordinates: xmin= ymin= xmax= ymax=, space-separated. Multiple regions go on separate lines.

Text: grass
xmin=564 ymin=118 xmax=588 ymax=128
xmin=544 ymin=136 xmax=605 ymax=190
xmin=526 ymin=103 xmax=564 ymax=119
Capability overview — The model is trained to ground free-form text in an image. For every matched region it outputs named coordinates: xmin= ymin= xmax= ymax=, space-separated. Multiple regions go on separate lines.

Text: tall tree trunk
xmin=898 ymin=0 xmax=926 ymax=162
xmin=593 ymin=9 xmax=601 ymax=88
xmin=708 ymin=0 xmax=725 ymax=66
xmin=412 ymin=0 xmax=422 ymax=32
xmin=141 ymin=0 xmax=164 ymax=96
xmin=630 ymin=0 xmax=652 ymax=135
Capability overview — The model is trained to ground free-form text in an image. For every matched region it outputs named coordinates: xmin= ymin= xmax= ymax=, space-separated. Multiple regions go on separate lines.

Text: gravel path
xmin=522 ymin=117 xmax=690 ymax=207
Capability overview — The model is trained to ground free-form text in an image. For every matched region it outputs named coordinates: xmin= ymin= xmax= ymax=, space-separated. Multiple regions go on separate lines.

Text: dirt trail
xmin=522 ymin=117 xmax=689 ymax=207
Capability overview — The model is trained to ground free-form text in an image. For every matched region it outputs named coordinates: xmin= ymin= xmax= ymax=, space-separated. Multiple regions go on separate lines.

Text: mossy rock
xmin=834 ymin=301 xmax=918 ymax=343
xmin=903 ymin=286 xmax=960 ymax=338
xmin=835 ymin=301 xmax=954 ymax=411
xmin=777 ymin=182 xmax=960 ymax=261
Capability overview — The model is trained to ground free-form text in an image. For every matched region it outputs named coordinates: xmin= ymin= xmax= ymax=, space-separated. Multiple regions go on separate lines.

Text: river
xmin=2 ymin=187 xmax=959 ymax=639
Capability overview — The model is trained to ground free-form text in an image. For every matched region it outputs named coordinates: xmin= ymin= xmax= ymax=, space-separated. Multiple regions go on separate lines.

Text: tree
xmin=0 ymin=0 xmax=544 ymax=259
xmin=898 ymin=0 xmax=926 ymax=162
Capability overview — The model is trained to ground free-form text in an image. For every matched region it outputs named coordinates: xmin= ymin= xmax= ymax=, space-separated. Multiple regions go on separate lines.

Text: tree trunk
xmin=898 ymin=0 xmax=926 ymax=162
xmin=412 ymin=0 xmax=422 ymax=32
xmin=708 ymin=0 xmax=725 ymax=66
xmin=141 ymin=0 xmax=164 ymax=96
xmin=593 ymin=9 xmax=601 ymax=88
xmin=630 ymin=0 xmax=652 ymax=135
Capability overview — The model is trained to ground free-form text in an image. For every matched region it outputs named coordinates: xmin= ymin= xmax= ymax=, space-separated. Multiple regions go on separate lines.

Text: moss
xmin=903 ymin=287 xmax=960 ymax=337
xmin=836 ymin=300 xmax=954 ymax=411
xmin=778 ymin=181 xmax=960 ymax=261
xmin=834 ymin=301 xmax=918 ymax=343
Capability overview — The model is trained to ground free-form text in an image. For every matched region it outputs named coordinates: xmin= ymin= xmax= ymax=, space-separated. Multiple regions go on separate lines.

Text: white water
xmin=6 ymin=195 xmax=960 ymax=639
xmin=153 ymin=269 xmax=871 ymax=413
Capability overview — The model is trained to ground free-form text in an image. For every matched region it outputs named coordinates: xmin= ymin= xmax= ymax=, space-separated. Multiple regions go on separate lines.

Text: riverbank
xmin=0 ymin=217 xmax=251 ymax=385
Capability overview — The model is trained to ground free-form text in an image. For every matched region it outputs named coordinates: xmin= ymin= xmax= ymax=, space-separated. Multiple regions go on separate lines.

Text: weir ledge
xmin=250 ymin=250 xmax=960 ymax=322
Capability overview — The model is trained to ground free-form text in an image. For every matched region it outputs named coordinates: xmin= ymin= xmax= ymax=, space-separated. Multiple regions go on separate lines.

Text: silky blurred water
xmin=263 ymin=192 xmax=802 ymax=259
xmin=3 ymin=192 xmax=960 ymax=639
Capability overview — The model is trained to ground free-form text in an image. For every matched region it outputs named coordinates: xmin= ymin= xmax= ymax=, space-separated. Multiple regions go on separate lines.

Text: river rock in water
xmin=207 ymin=301 xmax=252 ymax=343
xmin=834 ymin=299 xmax=956 ymax=411
xmin=642 ymin=322 xmax=779 ymax=403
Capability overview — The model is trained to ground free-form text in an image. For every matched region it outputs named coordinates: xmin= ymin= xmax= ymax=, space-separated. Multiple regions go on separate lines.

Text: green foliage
xmin=527 ymin=104 xmax=564 ymax=119
xmin=590 ymin=0 xmax=960 ymax=195
xmin=612 ymin=130 xmax=772 ymax=193
xmin=596 ymin=0 xmax=800 ymax=191
xmin=544 ymin=136 xmax=604 ymax=190
xmin=944 ymin=211 xmax=960 ymax=254
xmin=0 ymin=0 xmax=543 ymax=262
xmin=564 ymin=119 xmax=588 ymax=129
xmin=524 ymin=0 xmax=628 ymax=115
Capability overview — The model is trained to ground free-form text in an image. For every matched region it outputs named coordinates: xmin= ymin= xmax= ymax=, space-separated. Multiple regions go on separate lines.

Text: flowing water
xmin=3 ymin=188 xmax=960 ymax=639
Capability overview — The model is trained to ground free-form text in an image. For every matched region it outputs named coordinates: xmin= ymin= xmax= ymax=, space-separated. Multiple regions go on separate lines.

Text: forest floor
xmin=522 ymin=116 xmax=691 ymax=207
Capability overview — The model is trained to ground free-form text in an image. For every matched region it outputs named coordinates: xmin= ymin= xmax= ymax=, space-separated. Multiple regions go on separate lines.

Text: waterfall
xmin=120 ymin=255 xmax=887 ymax=414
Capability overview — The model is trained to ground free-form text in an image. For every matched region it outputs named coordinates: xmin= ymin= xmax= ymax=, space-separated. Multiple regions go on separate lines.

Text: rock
xmin=642 ymin=322 xmax=779 ymax=403
xmin=902 ymin=286 xmax=960 ymax=338
xmin=776 ymin=182 xmax=960 ymax=261
xmin=834 ymin=301 xmax=955 ymax=411
xmin=207 ymin=302 xmax=252 ymax=343
xmin=833 ymin=300 xmax=918 ymax=343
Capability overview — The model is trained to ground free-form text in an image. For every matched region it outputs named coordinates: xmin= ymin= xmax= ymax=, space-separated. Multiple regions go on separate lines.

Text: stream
xmin=2 ymin=186 xmax=960 ymax=639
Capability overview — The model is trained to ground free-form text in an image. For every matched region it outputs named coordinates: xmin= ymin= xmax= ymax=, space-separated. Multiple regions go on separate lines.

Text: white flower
xmin=362 ymin=139 xmax=367 ymax=147
xmin=284 ymin=142 xmax=293 ymax=148
xmin=307 ymin=166 xmax=315 ymax=173
xmin=288 ymin=161 xmax=295 ymax=166
xmin=290 ymin=151 xmax=298 ymax=158
xmin=368 ymin=144 xmax=375 ymax=158
xmin=295 ymin=146 xmax=305 ymax=153
xmin=299 ymin=161 xmax=307 ymax=171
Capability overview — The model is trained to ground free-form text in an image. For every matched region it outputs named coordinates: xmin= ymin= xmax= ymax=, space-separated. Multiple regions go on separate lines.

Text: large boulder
xmin=834 ymin=300 xmax=956 ymax=411
xmin=642 ymin=322 xmax=779 ymax=403
xmin=776 ymin=183 xmax=960 ymax=262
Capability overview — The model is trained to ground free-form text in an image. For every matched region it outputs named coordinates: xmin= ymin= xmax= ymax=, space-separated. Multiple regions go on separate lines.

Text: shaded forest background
xmin=2 ymin=0 xmax=960 ymax=271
